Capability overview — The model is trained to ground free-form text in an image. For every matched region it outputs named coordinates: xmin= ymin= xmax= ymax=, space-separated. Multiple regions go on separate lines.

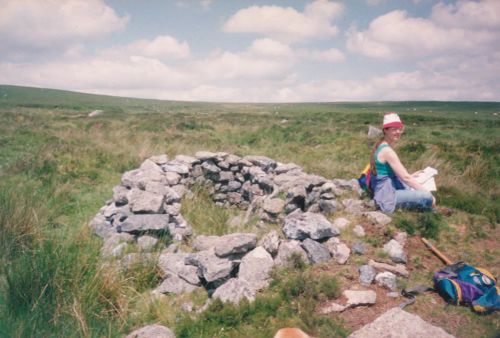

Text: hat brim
xmin=383 ymin=121 xmax=404 ymax=129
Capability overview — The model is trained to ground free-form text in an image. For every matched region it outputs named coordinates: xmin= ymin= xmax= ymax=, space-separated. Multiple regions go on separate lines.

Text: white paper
xmin=414 ymin=166 xmax=438 ymax=191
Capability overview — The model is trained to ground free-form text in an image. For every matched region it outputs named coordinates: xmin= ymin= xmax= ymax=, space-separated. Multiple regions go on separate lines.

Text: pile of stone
xmin=89 ymin=151 xmax=409 ymax=306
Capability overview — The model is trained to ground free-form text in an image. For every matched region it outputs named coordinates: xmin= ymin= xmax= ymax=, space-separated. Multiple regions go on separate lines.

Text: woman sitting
xmin=370 ymin=112 xmax=435 ymax=213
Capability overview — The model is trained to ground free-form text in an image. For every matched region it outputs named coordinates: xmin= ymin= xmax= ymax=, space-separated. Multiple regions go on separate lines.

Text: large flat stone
xmin=348 ymin=307 xmax=455 ymax=338
xmin=118 ymin=214 xmax=170 ymax=234
xmin=282 ymin=211 xmax=339 ymax=241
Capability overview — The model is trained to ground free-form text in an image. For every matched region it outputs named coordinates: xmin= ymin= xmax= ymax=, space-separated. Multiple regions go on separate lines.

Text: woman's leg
xmin=394 ymin=189 xmax=433 ymax=211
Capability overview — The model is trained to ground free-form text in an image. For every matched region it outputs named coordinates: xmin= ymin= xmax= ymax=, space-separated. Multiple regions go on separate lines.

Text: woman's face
xmin=384 ymin=126 xmax=404 ymax=143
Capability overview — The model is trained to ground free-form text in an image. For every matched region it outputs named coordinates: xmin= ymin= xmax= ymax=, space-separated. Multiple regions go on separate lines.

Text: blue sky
xmin=0 ymin=0 xmax=499 ymax=102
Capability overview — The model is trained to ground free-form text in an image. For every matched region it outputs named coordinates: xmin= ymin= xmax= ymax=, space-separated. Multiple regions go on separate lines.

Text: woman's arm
xmin=380 ymin=148 xmax=429 ymax=191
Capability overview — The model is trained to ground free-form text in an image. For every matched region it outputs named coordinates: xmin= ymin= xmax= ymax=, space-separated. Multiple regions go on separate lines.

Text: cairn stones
xmin=125 ymin=324 xmax=175 ymax=338
xmin=283 ymin=211 xmax=339 ymax=241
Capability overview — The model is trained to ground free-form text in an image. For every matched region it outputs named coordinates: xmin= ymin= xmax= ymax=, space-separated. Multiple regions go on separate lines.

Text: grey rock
xmin=178 ymin=265 xmax=202 ymax=285
xmin=368 ymin=259 xmax=409 ymax=277
xmin=149 ymin=154 xmax=169 ymax=165
xmin=364 ymin=211 xmax=392 ymax=226
xmin=202 ymin=160 xmax=221 ymax=176
xmin=352 ymin=241 xmax=365 ymax=255
xmin=158 ymin=252 xmax=189 ymax=277
xmin=175 ymin=154 xmax=199 ymax=166
xmin=156 ymin=274 xmax=199 ymax=294
xmin=125 ymin=324 xmax=175 ymax=338
xmin=219 ymin=171 xmax=234 ymax=182
xmin=317 ymin=301 xmax=347 ymax=314
xmin=111 ymin=242 xmax=127 ymax=257
xmin=332 ymin=241 xmax=350 ymax=265
xmin=238 ymin=246 xmax=274 ymax=290
xmin=89 ymin=213 xmax=115 ymax=239
xmin=282 ymin=211 xmax=339 ymax=241
xmin=165 ymin=203 xmax=181 ymax=216
xmin=394 ymin=231 xmax=408 ymax=247
xmin=88 ymin=109 xmax=103 ymax=117
xmin=161 ymin=162 xmax=189 ymax=175
xmin=227 ymin=180 xmax=242 ymax=191
xmin=100 ymin=232 xmax=134 ymax=258
xmin=212 ymin=278 xmax=256 ymax=304
xmin=359 ymin=265 xmax=377 ymax=285
xmin=113 ymin=185 xmax=129 ymax=206
xmin=195 ymin=151 xmax=218 ymax=160
xmin=129 ymin=189 xmax=164 ymax=214
xmin=258 ymin=230 xmax=280 ymax=256
xmin=165 ymin=172 xmax=181 ymax=185
xmin=243 ymin=155 xmax=277 ymax=172
xmin=143 ymin=181 xmax=167 ymax=195
xmin=119 ymin=214 xmax=170 ymax=234
xmin=375 ymin=271 xmax=397 ymax=291
xmin=342 ymin=199 xmax=366 ymax=215
xmin=121 ymin=169 xmax=144 ymax=189
xmin=344 ymin=290 xmax=377 ymax=307
xmin=383 ymin=239 xmax=407 ymax=264
xmin=214 ymin=233 xmax=257 ymax=257
xmin=193 ymin=235 xmax=221 ymax=251
xmin=301 ymin=238 xmax=331 ymax=264
xmin=263 ymin=198 xmax=285 ymax=215
xmin=353 ymin=224 xmax=365 ymax=237
xmin=319 ymin=199 xmax=337 ymax=215
xmin=227 ymin=192 xmax=242 ymax=204
xmin=274 ymin=162 xmax=300 ymax=174
xmin=274 ymin=240 xmax=310 ymax=267
xmin=137 ymin=235 xmax=159 ymax=251
xmin=140 ymin=159 xmax=162 ymax=172
xmin=185 ymin=250 xmax=235 ymax=283
xmin=164 ymin=187 xmax=181 ymax=204
xmin=347 ymin=307 xmax=456 ymax=338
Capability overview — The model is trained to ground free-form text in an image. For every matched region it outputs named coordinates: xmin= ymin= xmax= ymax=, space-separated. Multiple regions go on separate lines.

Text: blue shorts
xmin=395 ymin=189 xmax=433 ymax=211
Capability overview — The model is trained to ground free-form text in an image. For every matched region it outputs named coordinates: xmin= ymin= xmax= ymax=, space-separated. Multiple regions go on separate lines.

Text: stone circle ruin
xmin=89 ymin=151 xmax=405 ymax=306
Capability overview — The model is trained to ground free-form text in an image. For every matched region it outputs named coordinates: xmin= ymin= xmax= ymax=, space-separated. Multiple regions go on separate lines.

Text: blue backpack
xmin=357 ymin=163 xmax=373 ymax=195
xmin=433 ymin=262 xmax=499 ymax=313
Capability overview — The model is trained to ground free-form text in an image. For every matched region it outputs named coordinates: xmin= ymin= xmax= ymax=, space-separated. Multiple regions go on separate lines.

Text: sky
xmin=0 ymin=0 xmax=499 ymax=102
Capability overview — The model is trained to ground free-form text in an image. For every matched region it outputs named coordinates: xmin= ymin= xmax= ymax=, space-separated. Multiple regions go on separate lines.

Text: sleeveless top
xmin=374 ymin=143 xmax=394 ymax=177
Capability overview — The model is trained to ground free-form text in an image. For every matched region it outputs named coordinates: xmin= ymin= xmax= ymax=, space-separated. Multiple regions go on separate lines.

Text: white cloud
xmin=248 ymin=39 xmax=294 ymax=58
xmin=223 ymin=0 xmax=343 ymax=43
xmin=101 ymin=36 xmax=191 ymax=60
xmin=298 ymin=48 xmax=345 ymax=63
xmin=347 ymin=1 xmax=500 ymax=60
xmin=0 ymin=0 xmax=128 ymax=58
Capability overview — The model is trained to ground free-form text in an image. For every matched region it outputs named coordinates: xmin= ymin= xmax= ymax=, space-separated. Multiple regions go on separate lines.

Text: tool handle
xmin=421 ymin=238 xmax=453 ymax=265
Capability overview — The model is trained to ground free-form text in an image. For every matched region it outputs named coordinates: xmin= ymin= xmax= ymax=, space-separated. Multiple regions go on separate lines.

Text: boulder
xmin=364 ymin=211 xmax=392 ymax=226
xmin=319 ymin=199 xmax=337 ymax=215
xmin=195 ymin=151 xmax=218 ymax=161
xmin=212 ymin=278 xmax=256 ymax=304
xmin=214 ymin=233 xmax=257 ymax=257
xmin=125 ymin=324 xmax=175 ymax=338
xmin=274 ymin=240 xmax=310 ymax=267
xmin=301 ymin=238 xmax=331 ymax=264
xmin=263 ymin=198 xmax=285 ymax=215
xmin=156 ymin=275 xmax=199 ymax=294
xmin=185 ymin=250 xmax=235 ymax=283
xmin=375 ymin=271 xmax=397 ymax=291
xmin=325 ymin=238 xmax=350 ymax=264
xmin=149 ymin=154 xmax=169 ymax=165
xmin=258 ymin=230 xmax=280 ymax=256
xmin=368 ymin=260 xmax=409 ymax=277
xmin=359 ymin=265 xmax=376 ymax=285
xmin=238 ymin=246 xmax=274 ymax=290
xmin=112 ymin=185 xmax=129 ymax=206
xmin=282 ymin=211 xmax=339 ymax=241
xmin=343 ymin=290 xmax=377 ymax=307
xmin=352 ymin=241 xmax=365 ymax=255
xmin=193 ymin=235 xmax=221 ymax=251
xmin=317 ymin=302 xmax=347 ymax=314
xmin=137 ymin=235 xmax=159 ymax=251
xmin=347 ymin=307 xmax=456 ymax=338
xmin=383 ymin=239 xmax=407 ymax=264
xmin=118 ymin=214 xmax=170 ymax=234
xmin=353 ymin=224 xmax=365 ymax=237
xmin=129 ymin=189 xmax=164 ymax=214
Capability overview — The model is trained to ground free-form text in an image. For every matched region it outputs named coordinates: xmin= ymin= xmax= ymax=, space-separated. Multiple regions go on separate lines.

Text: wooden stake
xmin=421 ymin=238 xmax=453 ymax=265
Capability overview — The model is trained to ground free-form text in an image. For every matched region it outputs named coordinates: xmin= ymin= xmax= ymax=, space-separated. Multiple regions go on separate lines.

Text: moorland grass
xmin=0 ymin=86 xmax=498 ymax=337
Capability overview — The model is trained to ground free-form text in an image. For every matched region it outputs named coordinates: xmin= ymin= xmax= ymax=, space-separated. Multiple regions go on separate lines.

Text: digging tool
xmin=421 ymin=237 xmax=452 ymax=265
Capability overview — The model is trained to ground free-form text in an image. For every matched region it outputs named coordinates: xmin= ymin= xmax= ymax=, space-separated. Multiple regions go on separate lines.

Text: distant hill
xmin=0 ymin=84 xmax=499 ymax=117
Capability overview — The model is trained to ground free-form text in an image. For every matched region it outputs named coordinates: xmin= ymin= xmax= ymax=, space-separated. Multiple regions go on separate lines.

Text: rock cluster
xmin=89 ymin=151 xmax=409 ymax=307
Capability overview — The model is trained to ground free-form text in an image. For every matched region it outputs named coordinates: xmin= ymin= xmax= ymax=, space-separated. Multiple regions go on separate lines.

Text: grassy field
xmin=0 ymin=85 xmax=498 ymax=337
